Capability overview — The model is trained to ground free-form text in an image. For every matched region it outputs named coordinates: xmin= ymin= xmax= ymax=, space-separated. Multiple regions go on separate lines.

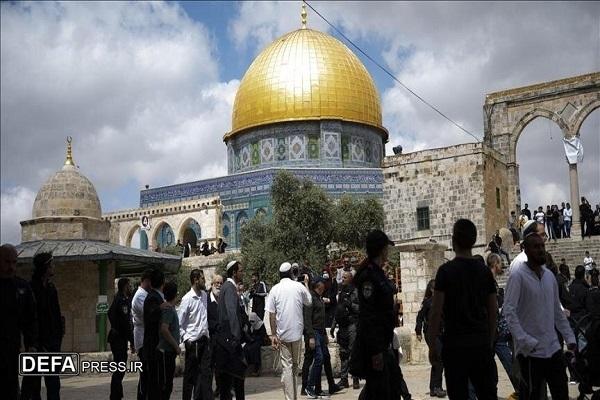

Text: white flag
xmin=563 ymin=136 xmax=584 ymax=165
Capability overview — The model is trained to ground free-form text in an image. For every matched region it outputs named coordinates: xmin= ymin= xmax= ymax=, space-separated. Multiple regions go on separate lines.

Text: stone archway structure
xmin=483 ymin=72 xmax=600 ymax=236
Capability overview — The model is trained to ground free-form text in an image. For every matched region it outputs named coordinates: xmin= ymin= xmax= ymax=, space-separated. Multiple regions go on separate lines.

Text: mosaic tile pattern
xmin=261 ymin=138 xmax=275 ymax=163
xmin=308 ymin=135 xmax=320 ymax=159
xmin=276 ymin=137 xmax=288 ymax=161
xmin=324 ymin=132 xmax=340 ymax=159
xmin=351 ymin=136 xmax=365 ymax=162
xmin=289 ymin=135 xmax=306 ymax=160
xmin=251 ymin=142 xmax=260 ymax=166
xmin=240 ymin=146 xmax=251 ymax=168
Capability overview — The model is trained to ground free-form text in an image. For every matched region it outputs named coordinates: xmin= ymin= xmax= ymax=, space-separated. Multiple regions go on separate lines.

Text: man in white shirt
xmin=563 ymin=203 xmax=573 ymax=238
xmin=584 ymin=251 xmax=594 ymax=276
xmin=266 ymin=262 xmax=312 ymax=400
xmin=504 ymin=233 xmax=576 ymax=400
xmin=131 ymin=269 xmax=153 ymax=400
xmin=179 ymin=269 xmax=212 ymax=400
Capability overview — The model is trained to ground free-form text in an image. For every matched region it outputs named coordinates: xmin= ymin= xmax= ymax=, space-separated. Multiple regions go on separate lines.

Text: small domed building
xmin=105 ymin=10 xmax=387 ymax=251
xmin=17 ymin=139 xmax=180 ymax=352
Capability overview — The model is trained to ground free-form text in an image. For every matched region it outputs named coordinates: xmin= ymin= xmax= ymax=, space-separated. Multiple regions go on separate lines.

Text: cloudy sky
xmin=1 ymin=1 xmax=599 ymax=244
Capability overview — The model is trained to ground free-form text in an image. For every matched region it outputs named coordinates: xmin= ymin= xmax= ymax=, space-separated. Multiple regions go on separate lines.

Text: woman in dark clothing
xmin=416 ymin=279 xmax=446 ymax=398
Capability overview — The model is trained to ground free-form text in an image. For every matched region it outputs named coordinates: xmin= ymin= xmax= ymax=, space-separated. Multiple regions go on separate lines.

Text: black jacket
xmin=31 ymin=279 xmax=63 ymax=349
xmin=0 ymin=277 xmax=38 ymax=350
xmin=415 ymin=297 xmax=432 ymax=337
xmin=215 ymin=280 xmax=247 ymax=377
xmin=354 ymin=260 xmax=395 ymax=358
xmin=143 ymin=288 xmax=164 ymax=356
xmin=303 ymin=290 xmax=326 ymax=339
xmin=108 ymin=292 xmax=133 ymax=347
xmin=207 ymin=292 xmax=220 ymax=337
xmin=569 ymin=279 xmax=590 ymax=319
xmin=250 ymin=281 xmax=268 ymax=316
xmin=332 ymin=283 xmax=359 ymax=328
xmin=586 ymin=287 xmax=600 ymax=318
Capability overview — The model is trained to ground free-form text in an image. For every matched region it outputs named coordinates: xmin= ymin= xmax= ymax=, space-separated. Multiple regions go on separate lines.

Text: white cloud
xmin=0 ymin=187 xmax=36 ymax=244
xmin=1 ymin=1 xmax=238 ymax=240
xmin=229 ymin=1 xmax=600 ymax=206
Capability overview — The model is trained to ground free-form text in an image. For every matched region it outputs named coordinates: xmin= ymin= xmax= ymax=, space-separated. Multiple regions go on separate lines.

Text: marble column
xmin=569 ymin=163 xmax=581 ymax=239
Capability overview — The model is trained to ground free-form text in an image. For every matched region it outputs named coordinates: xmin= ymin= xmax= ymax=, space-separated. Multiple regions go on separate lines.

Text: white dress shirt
xmin=178 ymin=288 xmax=210 ymax=342
xmin=265 ymin=277 xmax=312 ymax=343
xmin=131 ymin=286 xmax=148 ymax=351
xmin=504 ymin=259 xmax=575 ymax=358
xmin=563 ymin=208 xmax=572 ymax=221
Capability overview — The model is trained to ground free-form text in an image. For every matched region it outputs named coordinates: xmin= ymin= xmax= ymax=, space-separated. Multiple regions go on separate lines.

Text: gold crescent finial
xmin=65 ymin=136 xmax=75 ymax=166
xmin=301 ymin=1 xmax=307 ymax=29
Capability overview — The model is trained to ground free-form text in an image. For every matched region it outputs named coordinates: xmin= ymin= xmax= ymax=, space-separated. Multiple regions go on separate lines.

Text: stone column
xmin=569 ymin=163 xmax=581 ymax=239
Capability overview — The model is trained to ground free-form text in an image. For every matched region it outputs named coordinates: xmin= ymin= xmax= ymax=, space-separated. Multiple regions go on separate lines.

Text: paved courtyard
xmin=31 ymin=361 xmax=581 ymax=400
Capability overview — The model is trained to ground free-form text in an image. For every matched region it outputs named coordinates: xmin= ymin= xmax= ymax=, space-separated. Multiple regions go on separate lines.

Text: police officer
xmin=21 ymin=251 xmax=64 ymax=400
xmin=0 ymin=244 xmax=38 ymax=400
xmin=108 ymin=278 xmax=134 ymax=400
xmin=352 ymin=230 xmax=411 ymax=400
xmin=331 ymin=269 xmax=360 ymax=389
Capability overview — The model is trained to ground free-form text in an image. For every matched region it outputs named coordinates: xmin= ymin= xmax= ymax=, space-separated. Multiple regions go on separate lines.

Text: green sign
xmin=96 ymin=303 xmax=109 ymax=314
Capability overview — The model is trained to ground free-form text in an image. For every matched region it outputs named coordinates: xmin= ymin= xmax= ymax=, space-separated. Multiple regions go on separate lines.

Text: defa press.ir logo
xmin=19 ymin=353 xmax=143 ymax=376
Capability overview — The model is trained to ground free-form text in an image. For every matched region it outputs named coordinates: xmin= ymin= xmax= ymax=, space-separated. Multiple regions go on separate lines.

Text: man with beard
xmin=503 ymin=233 xmax=575 ymax=400
xmin=331 ymin=270 xmax=360 ymax=390
xmin=208 ymin=274 xmax=223 ymax=398
xmin=215 ymin=261 xmax=247 ymax=400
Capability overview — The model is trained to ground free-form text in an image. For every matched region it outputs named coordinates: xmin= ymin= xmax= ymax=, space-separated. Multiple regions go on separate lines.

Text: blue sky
xmin=1 ymin=1 xmax=598 ymax=243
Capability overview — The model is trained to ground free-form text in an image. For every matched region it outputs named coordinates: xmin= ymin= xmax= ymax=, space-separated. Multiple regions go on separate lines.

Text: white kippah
xmin=226 ymin=260 xmax=239 ymax=271
xmin=279 ymin=262 xmax=292 ymax=273
xmin=522 ymin=220 xmax=536 ymax=236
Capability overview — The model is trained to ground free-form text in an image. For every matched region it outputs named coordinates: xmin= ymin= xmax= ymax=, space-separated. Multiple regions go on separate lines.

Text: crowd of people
xmin=173 ymin=238 xmax=228 ymax=258
xmin=2 ymin=215 xmax=599 ymax=400
xmin=512 ymin=196 xmax=600 ymax=240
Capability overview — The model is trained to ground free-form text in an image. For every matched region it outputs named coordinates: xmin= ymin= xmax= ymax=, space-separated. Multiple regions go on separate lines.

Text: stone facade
xmin=104 ymin=196 xmax=221 ymax=250
xmin=394 ymin=243 xmax=446 ymax=363
xmin=484 ymin=72 xmax=600 ymax=222
xmin=16 ymin=260 xmax=116 ymax=353
xmin=383 ymin=143 xmax=509 ymax=250
xmin=21 ymin=217 xmax=110 ymax=242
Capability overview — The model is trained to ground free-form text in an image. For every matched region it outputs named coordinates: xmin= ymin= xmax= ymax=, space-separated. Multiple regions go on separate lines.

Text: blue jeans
xmin=308 ymin=330 xmax=330 ymax=390
xmin=496 ymin=340 xmax=519 ymax=391
xmin=564 ymin=220 xmax=571 ymax=237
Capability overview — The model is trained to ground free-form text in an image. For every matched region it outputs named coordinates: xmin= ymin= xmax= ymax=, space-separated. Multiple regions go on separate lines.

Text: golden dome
xmin=226 ymin=28 xmax=386 ymax=140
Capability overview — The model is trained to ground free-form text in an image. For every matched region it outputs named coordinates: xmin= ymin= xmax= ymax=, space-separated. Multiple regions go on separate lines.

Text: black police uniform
xmin=21 ymin=278 xmax=63 ymax=400
xmin=331 ymin=283 xmax=359 ymax=384
xmin=353 ymin=260 xmax=409 ymax=400
xmin=108 ymin=292 xmax=134 ymax=400
xmin=0 ymin=276 xmax=38 ymax=400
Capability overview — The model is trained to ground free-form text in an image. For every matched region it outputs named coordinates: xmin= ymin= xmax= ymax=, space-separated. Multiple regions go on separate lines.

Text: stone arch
xmin=222 ymin=213 xmax=231 ymax=240
xmin=177 ymin=218 xmax=201 ymax=249
xmin=152 ymin=221 xmax=175 ymax=250
xmin=571 ymin=99 xmax=600 ymax=136
xmin=125 ymin=223 xmax=141 ymax=247
xmin=509 ymin=109 xmax=568 ymax=163
xmin=235 ymin=211 xmax=248 ymax=248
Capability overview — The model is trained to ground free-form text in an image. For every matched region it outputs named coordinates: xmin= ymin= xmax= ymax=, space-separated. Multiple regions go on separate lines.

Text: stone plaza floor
xmin=32 ymin=361 xmax=582 ymax=400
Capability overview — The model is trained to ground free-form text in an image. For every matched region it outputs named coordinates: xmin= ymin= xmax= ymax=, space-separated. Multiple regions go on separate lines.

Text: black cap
xmin=366 ymin=229 xmax=394 ymax=256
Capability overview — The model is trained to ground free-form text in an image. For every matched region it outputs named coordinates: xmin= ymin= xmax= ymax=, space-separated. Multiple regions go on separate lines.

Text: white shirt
xmin=265 ymin=277 xmax=312 ymax=342
xmin=178 ymin=288 xmax=210 ymax=342
xmin=504 ymin=258 xmax=575 ymax=358
xmin=131 ymin=286 xmax=148 ymax=351
xmin=535 ymin=212 xmax=545 ymax=224
xmin=584 ymin=256 xmax=594 ymax=270
xmin=563 ymin=208 xmax=572 ymax=221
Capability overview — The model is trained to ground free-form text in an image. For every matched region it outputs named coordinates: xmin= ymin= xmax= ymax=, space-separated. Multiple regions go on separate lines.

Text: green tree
xmin=333 ymin=194 xmax=384 ymax=251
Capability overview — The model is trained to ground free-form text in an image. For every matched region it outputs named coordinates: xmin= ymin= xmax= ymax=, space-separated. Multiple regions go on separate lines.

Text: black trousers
xmin=20 ymin=342 xmax=61 ymax=400
xmin=517 ymin=350 xmax=568 ymax=400
xmin=425 ymin=336 xmax=444 ymax=392
xmin=110 ymin=340 xmax=128 ymax=400
xmin=137 ymin=347 xmax=147 ymax=400
xmin=146 ymin=349 xmax=161 ymax=400
xmin=0 ymin=346 xmax=19 ymax=400
xmin=442 ymin=344 xmax=497 ymax=400
xmin=183 ymin=337 xmax=213 ymax=400
xmin=157 ymin=350 xmax=177 ymax=400
xmin=217 ymin=373 xmax=244 ymax=400
xmin=359 ymin=349 xmax=404 ymax=400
